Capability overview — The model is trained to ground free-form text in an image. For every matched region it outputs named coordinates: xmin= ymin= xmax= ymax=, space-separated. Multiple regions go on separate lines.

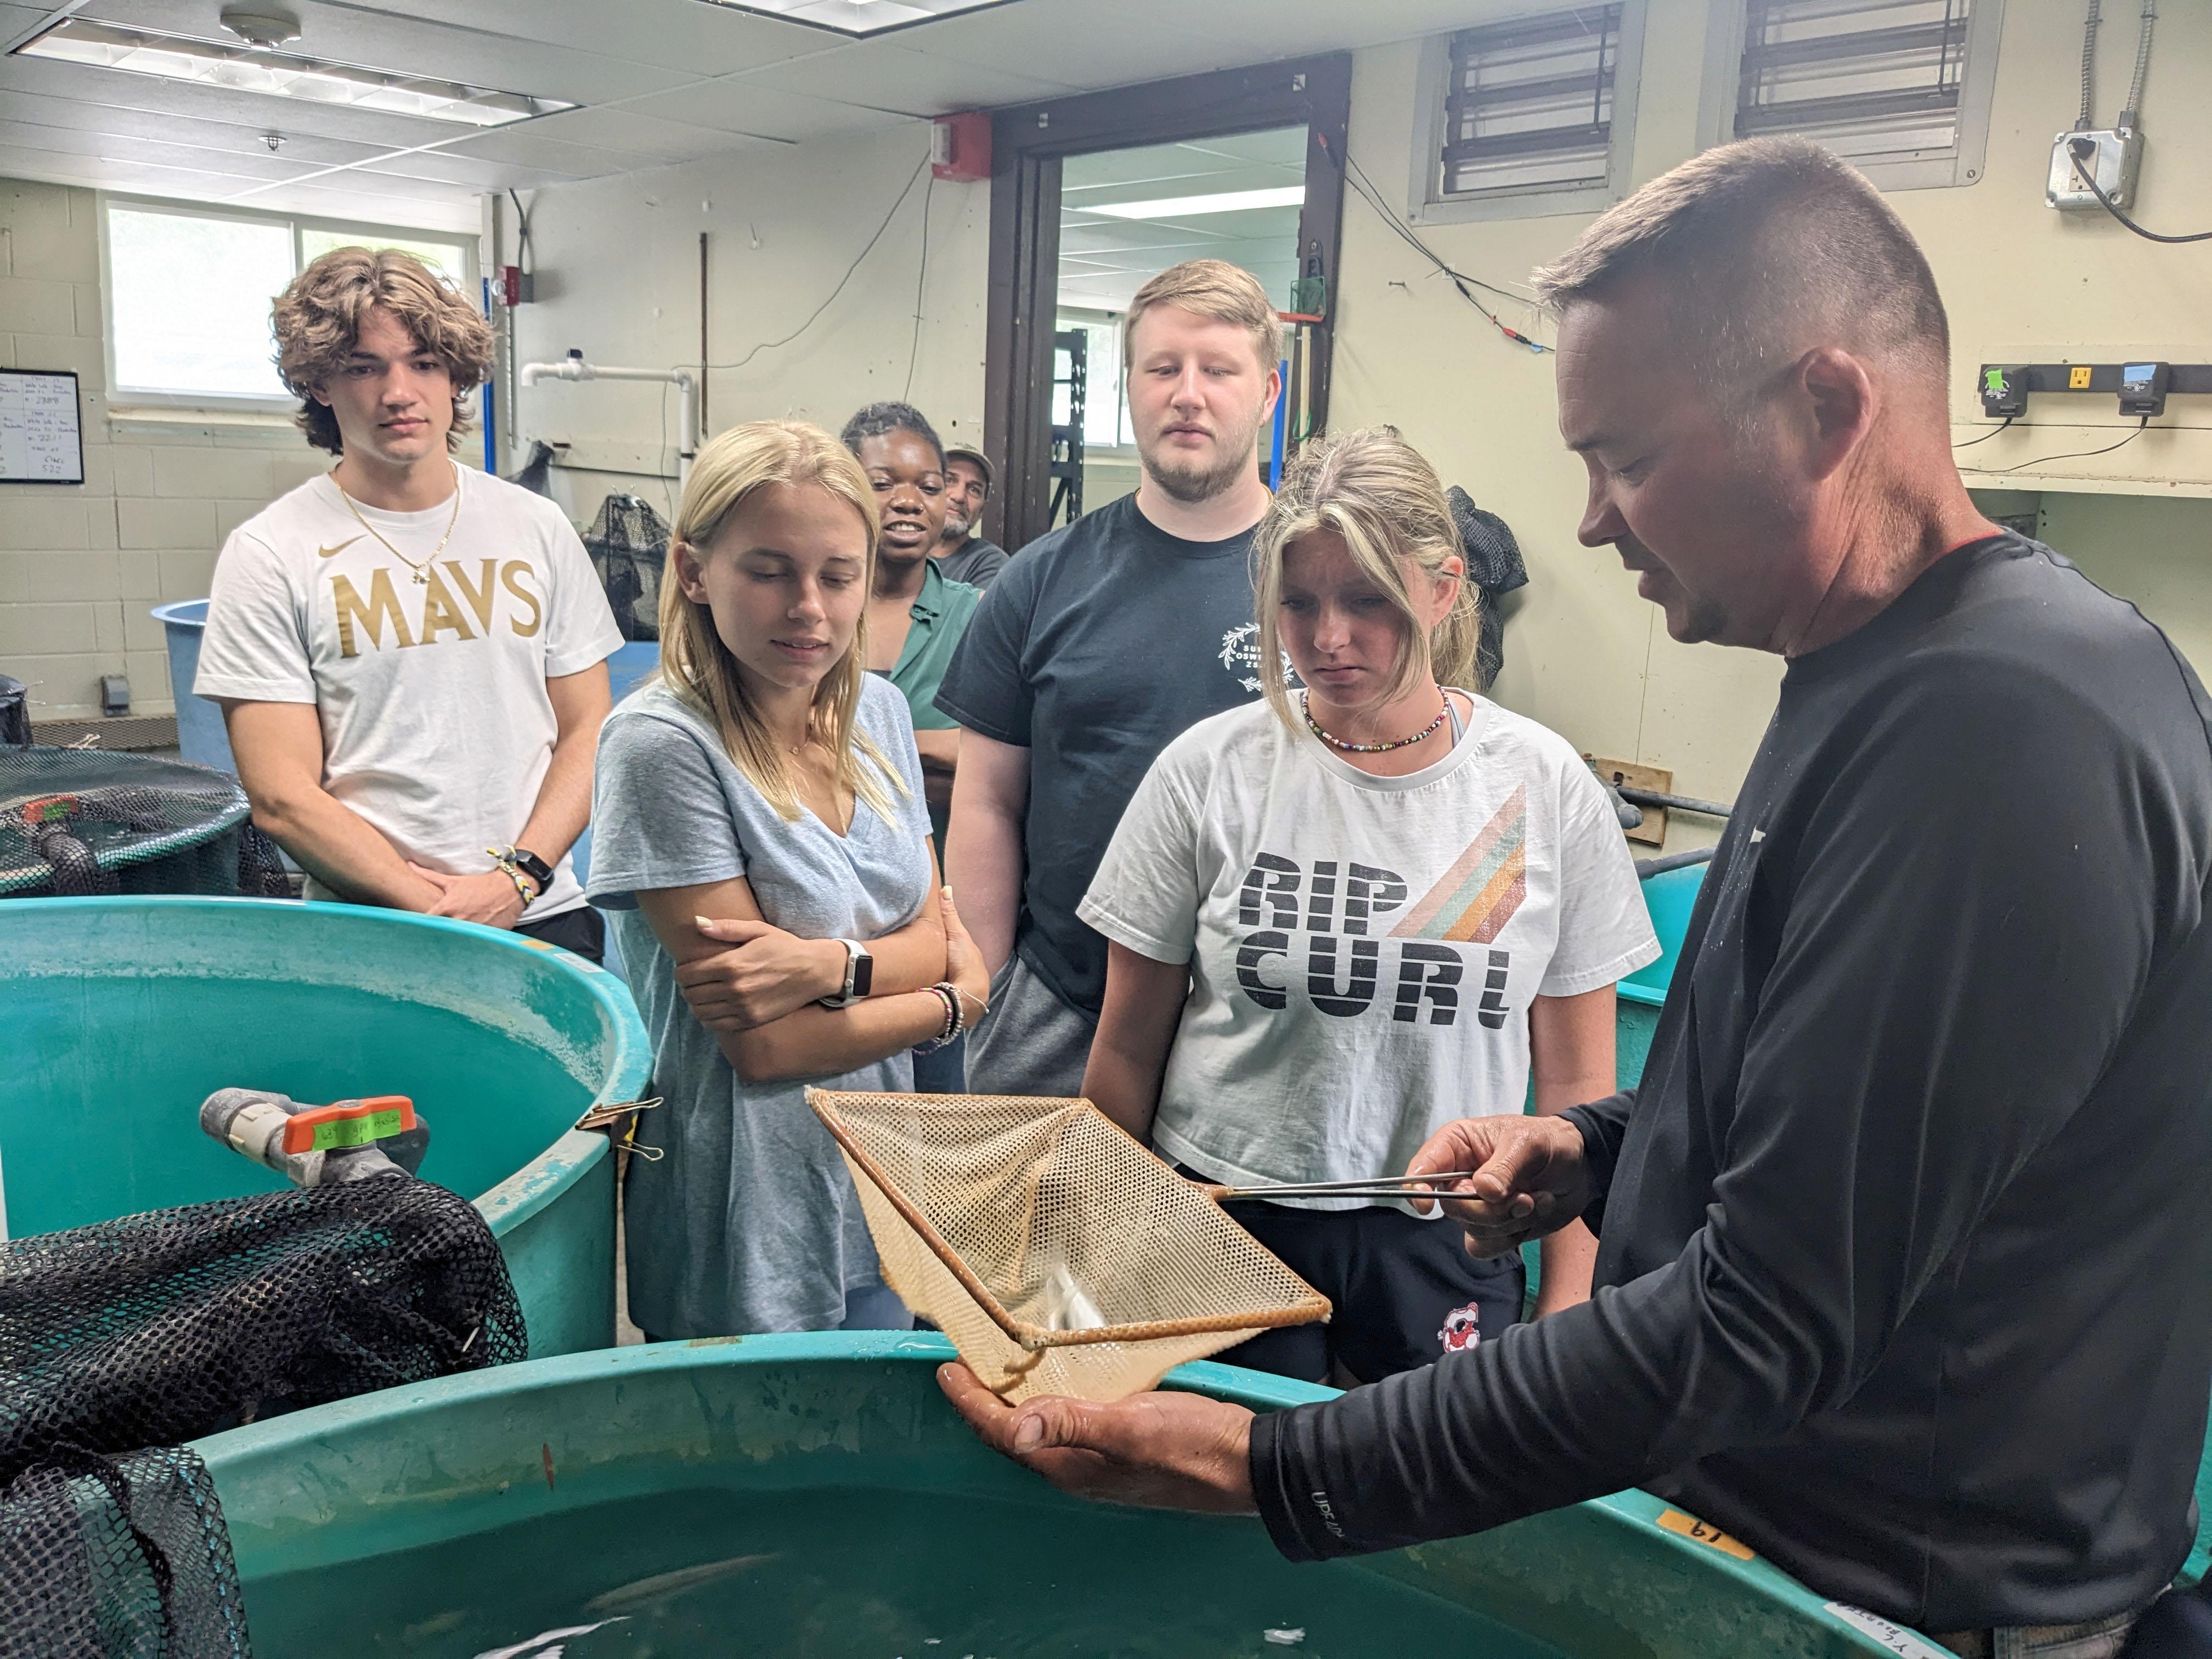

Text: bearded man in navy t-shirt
xmin=936 ymin=258 xmax=1284 ymax=1097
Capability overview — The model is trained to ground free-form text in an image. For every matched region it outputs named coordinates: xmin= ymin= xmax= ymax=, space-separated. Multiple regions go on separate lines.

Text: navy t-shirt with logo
xmin=935 ymin=492 xmax=1268 ymax=1015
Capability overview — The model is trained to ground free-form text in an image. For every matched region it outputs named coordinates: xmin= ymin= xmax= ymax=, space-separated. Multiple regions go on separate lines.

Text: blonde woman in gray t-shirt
xmin=587 ymin=421 xmax=989 ymax=1339
xmin=1080 ymin=428 xmax=1656 ymax=1384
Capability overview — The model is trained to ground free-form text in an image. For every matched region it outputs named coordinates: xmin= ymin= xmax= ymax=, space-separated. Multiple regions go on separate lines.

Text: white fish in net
xmin=1031 ymin=1258 xmax=1107 ymax=1333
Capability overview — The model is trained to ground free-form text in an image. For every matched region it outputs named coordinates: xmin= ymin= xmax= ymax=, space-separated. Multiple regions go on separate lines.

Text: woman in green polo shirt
xmin=843 ymin=400 xmax=984 ymax=1091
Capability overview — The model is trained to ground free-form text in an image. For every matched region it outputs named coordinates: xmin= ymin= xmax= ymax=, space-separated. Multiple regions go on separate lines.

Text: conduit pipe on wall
xmin=520 ymin=349 xmax=701 ymax=493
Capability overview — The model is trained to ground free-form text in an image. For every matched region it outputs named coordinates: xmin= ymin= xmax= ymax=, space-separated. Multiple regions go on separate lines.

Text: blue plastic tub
xmin=153 ymin=598 xmax=233 ymax=772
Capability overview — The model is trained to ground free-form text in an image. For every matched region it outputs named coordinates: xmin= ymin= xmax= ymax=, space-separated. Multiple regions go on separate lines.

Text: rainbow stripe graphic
xmin=1391 ymin=785 xmax=1527 ymax=945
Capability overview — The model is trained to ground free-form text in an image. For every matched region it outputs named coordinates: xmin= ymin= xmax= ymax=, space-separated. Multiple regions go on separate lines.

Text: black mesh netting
xmin=0 ymin=1178 xmax=528 ymax=1656
xmin=583 ymin=493 xmax=669 ymax=644
xmin=0 ymin=1448 xmax=249 ymax=1659
xmin=0 ymin=747 xmax=289 ymax=900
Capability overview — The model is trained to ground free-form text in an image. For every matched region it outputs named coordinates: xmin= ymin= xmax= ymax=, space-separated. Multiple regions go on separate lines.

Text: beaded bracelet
xmin=912 ymin=982 xmax=965 ymax=1055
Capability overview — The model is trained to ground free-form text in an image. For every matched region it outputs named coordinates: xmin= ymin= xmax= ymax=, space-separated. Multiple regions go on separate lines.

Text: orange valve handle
xmin=279 ymin=1095 xmax=417 ymax=1155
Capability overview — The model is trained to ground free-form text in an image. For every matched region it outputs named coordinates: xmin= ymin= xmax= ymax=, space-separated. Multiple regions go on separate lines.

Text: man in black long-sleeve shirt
xmin=939 ymin=139 xmax=2212 ymax=1652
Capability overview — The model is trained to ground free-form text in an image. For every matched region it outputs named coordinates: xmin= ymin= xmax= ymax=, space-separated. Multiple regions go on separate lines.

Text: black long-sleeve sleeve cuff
xmin=1250 ymin=1398 xmax=1346 ymax=1563
xmin=1562 ymin=1091 xmax=1630 ymax=1235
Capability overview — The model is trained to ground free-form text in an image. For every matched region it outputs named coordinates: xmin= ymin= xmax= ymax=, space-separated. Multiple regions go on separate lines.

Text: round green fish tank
xmin=1 ymin=896 xmax=651 ymax=1357
xmin=195 ymin=1333 xmax=1927 ymax=1659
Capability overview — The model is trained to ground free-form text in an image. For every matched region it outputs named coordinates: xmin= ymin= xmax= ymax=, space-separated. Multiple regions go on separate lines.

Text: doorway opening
xmin=1049 ymin=126 xmax=1307 ymax=526
xmin=983 ymin=58 xmax=1351 ymax=553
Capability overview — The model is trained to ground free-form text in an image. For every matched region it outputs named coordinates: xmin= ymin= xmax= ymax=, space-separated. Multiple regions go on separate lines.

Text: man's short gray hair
xmin=1533 ymin=137 xmax=1949 ymax=392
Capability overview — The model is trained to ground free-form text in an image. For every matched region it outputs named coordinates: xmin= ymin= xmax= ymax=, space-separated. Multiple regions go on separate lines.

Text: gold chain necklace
xmin=333 ymin=463 xmax=462 ymax=585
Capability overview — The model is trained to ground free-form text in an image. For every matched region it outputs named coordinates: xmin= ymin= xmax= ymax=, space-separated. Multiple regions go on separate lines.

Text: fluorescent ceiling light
xmin=690 ymin=0 xmax=1015 ymax=38
xmin=1078 ymin=186 xmax=1307 ymax=221
xmin=15 ymin=18 xmax=575 ymax=128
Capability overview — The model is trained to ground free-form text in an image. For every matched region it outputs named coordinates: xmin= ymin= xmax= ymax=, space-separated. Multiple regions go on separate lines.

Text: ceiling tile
xmin=642 ymin=78 xmax=914 ymax=143
xmin=0 ymin=117 xmax=304 ymax=182
xmin=77 ymin=0 xmax=693 ymax=103
xmin=858 ymin=0 xmax=1249 ymax=93
xmin=518 ymin=106 xmax=785 ymax=162
xmin=0 ymin=141 xmax=479 ymax=229
xmin=723 ymin=39 xmax=1080 ymax=115
xmin=0 ymin=88 xmax=381 ymax=170
xmin=348 ymin=148 xmax=585 ymax=192
xmin=435 ymin=125 xmax=672 ymax=178
xmin=0 ymin=142 xmax=242 ymax=198
xmin=0 ymin=3 xmax=55 ymax=50
xmin=235 ymin=177 xmax=483 ymax=230
xmin=0 ymin=53 xmax=471 ymax=150
xmin=332 ymin=0 xmax=833 ymax=78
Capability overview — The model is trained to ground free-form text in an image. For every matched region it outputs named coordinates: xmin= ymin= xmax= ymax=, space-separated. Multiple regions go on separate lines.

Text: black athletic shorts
xmin=1203 ymin=1182 xmax=1525 ymax=1385
xmin=516 ymin=904 xmax=606 ymax=966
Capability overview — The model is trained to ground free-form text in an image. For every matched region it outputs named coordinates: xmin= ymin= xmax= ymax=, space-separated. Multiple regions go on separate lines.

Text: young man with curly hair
xmin=195 ymin=246 xmax=622 ymax=959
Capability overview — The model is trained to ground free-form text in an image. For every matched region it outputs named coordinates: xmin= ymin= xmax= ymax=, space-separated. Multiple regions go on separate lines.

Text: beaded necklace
xmin=1302 ymin=691 xmax=1451 ymax=754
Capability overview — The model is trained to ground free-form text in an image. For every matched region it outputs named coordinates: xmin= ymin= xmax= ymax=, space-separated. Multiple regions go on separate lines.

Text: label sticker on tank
xmin=311 ymin=1107 xmax=405 ymax=1150
xmin=1655 ymin=1508 xmax=1755 ymax=1559
xmin=1820 ymin=1603 xmax=1955 ymax=1658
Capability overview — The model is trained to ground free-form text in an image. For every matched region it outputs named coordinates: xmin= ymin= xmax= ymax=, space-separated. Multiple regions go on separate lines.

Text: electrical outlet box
xmin=2119 ymin=362 xmax=2171 ymax=418
xmin=2047 ymin=127 xmax=2143 ymax=211
xmin=1979 ymin=364 xmax=2028 ymax=418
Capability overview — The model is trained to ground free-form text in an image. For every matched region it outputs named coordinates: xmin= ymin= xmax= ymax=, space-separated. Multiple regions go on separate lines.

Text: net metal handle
xmin=1200 ymin=1171 xmax=1480 ymax=1203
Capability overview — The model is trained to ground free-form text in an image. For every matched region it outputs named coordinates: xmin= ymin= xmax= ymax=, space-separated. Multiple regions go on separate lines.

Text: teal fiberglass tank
xmin=2 ymin=896 xmax=650 ymax=1357
xmin=195 ymin=1333 xmax=1934 ymax=1659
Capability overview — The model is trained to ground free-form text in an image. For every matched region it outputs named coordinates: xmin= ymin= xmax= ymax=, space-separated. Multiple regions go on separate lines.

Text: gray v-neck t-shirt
xmin=587 ymin=675 xmax=934 ymax=1337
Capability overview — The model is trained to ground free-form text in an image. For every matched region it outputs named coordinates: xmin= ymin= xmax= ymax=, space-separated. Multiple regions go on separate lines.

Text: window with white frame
xmin=1700 ymin=0 xmax=2004 ymax=190
xmin=101 ymin=198 xmax=475 ymax=407
xmin=1412 ymin=4 xmax=1646 ymax=224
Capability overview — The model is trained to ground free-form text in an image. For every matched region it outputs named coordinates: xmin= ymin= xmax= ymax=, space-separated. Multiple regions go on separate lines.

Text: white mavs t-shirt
xmin=194 ymin=466 xmax=622 ymax=919
xmin=1079 ymin=692 xmax=1658 ymax=1209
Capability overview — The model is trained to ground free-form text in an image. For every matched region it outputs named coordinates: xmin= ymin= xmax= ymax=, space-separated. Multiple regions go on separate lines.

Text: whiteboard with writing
xmin=0 ymin=370 xmax=84 ymax=484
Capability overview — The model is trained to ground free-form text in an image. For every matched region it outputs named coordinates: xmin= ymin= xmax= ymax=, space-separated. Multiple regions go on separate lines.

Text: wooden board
xmin=1587 ymin=755 xmax=1670 ymax=847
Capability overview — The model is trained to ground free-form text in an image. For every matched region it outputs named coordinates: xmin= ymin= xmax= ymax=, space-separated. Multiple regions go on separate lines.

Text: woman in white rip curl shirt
xmin=1079 ymin=428 xmax=1656 ymax=1384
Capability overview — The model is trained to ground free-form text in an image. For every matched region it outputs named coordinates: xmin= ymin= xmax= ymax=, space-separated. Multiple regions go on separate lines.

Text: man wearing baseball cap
xmin=935 ymin=444 xmax=1010 ymax=590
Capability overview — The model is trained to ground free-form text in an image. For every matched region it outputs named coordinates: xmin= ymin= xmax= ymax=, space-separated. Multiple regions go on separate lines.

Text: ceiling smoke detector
xmin=218 ymin=5 xmax=302 ymax=48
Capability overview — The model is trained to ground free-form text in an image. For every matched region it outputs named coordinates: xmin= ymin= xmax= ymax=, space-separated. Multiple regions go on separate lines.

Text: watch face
xmin=850 ymin=948 xmax=873 ymax=998
xmin=512 ymin=848 xmax=556 ymax=887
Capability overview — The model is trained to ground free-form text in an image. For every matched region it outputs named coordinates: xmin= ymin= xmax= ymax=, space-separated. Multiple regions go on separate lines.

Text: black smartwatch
xmin=510 ymin=847 xmax=556 ymax=892
xmin=819 ymin=939 xmax=874 ymax=1008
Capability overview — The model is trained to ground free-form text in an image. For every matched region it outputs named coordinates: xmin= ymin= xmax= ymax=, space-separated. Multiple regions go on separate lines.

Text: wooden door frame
xmin=982 ymin=54 xmax=1353 ymax=553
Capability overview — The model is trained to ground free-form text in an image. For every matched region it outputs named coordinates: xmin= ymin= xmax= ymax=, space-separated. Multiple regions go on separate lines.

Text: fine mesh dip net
xmin=0 ymin=747 xmax=289 ymax=900
xmin=0 ymin=1177 xmax=527 ymax=1656
xmin=808 ymin=1090 xmax=1329 ymax=1403
xmin=582 ymin=493 xmax=670 ymax=644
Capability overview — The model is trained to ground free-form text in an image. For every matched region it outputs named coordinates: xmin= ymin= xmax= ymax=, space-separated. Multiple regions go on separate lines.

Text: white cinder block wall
xmin=0 ymin=178 xmax=332 ymax=722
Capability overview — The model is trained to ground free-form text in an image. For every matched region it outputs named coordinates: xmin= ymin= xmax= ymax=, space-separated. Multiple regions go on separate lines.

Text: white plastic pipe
xmin=520 ymin=351 xmax=700 ymax=494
